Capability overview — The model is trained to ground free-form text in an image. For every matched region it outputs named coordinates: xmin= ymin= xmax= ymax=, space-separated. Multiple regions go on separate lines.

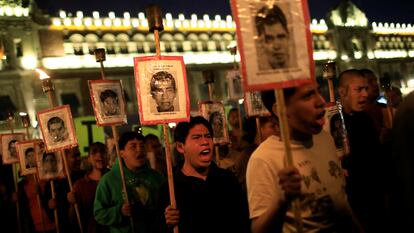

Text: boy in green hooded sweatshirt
xmin=94 ymin=132 xmax=164 ymax=233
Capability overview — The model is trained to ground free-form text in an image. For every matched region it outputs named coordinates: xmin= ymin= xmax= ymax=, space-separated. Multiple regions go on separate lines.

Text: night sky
xmin=35 ymin=0 xmax=414 ymax=24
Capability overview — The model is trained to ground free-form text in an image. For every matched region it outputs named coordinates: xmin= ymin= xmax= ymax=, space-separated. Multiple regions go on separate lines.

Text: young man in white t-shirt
xmin=246 ymin=82 xmax=361 ymax=233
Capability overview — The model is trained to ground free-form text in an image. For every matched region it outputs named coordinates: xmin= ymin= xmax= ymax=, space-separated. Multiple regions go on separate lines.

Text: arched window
xmin=187 ymin=33 xmax=199 ymax=52
xmin=102 ymin=33 xmax=116 ymax=54
xmin=116 ymin=33 xmax=130 ymax=54
xmin=132 ymin=33 xmax=145 ymax=53
xmin=161 ymin=33 xmax=173 ymax=53
xmin=174 ymin=33 xmax=185 ymax=52
xmin=69 ymin=33 xmax=85 ymax=55
xmin=85 ymin=33 xmax=98 ymax=55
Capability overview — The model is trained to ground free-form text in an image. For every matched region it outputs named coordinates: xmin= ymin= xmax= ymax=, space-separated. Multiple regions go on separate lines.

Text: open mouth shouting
xmin=315 ymin=110 xmax=326 ymax=127
xmin=199 ymin=148 xmax=212 ymax=162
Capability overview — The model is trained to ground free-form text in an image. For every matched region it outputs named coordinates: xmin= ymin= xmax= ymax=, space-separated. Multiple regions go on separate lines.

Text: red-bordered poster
xmin=37 ymin=105 xmax=78 ymax=152
xmin=199 ymin=101 xmax=230 ymax=145
xmin=323 ymin=102 xmax=350 ymax=158
xmin=227 ymin=69 xmax=244 ymax=101
xmin=88 ymin=80 xmax=128 ymax=126
xmin=231 ymin=0 xmax=314 ymax=91
xmin=133 ymin=56 xmax=190 ymax=125
xmin=16 ymin=140 xmax=40 ymax=176
xmin=0 ymin=133 xmax=26 ymax=164
xmin=34 ymin=140 xmax=65 ymax=181
xmin=244 ymin=91 xmax=271 ymax=117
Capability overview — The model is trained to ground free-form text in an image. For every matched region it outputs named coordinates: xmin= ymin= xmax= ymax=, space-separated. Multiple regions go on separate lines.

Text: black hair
xmin=227 ymin=108 xmax=238 ymax=119
xmin=260 ymin=88 xmax=297 ymax=121
xmin=118 ymin=131 xmax=145 ymax=150
xmin=209 ymin=111 xmax=223 ymax=125
xmin=150 ymin=71 xmax=176 ymax=93
xmin=25 ymin=147 xmax=34 ymax=156
xmin=144 ymin=134 xmax=159 ymax=143
xmin=42 ymin=152 xmax=56 ymax=163
xmin=88 ymin=142 xmax=107 ymax=156
xmin=8 ymin=139 xmax=17 ymax=149
xmin=64 ymin=146 xmax=80 ymax=157
xmin=359 ymin=68 xmax=375 ymax=77
xmin=47 ymin=116 xmax=64 ymax=130
xmin=338 ymin=69 xmax=364 ymax=88
xmin=99 ymin=89 xmax=118 ymax=102
xmin=255 ymin=4 xmax=288 ymax=36
xmin=174 ymin=116 xmax=213 ymax=144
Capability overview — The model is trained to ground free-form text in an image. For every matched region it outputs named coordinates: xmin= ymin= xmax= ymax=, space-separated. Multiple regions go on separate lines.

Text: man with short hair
xmin=338 ymin=69 xmax=387 ymax=232
xmin=47 ymin=117 xmax=68 ymax=143
xmin=100 ymin=89 xmax=120 ymax=116
xmin=255 ymin=4 xmax=291 ymax=70
xmin=247 ymin=83 xmax=360 ymax=233
xmin=94 ymin=132 xmax=164 ymax=233
xmin=150 ymin=71 xmax=177 ymax=112
xmin=68 ymin=142 xmax=109 ymax=233
xmin=42 ymin=152 xmax=58 ymax=176
xmin=159 ymin=116 xmax=250 ymax=233
xmin=228 ymin=108 xmax=243 ymax=149
xmin=8 ymin=140 xmax=17 ymax=158
xmin=65 ymin=147 xmax=85 ymax=182
xmin=24 ymin=148 xmax=36 ymax=168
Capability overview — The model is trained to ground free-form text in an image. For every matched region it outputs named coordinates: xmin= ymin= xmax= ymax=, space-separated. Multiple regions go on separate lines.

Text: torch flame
xmin=35 ymin=68 xmax=50 ymax=80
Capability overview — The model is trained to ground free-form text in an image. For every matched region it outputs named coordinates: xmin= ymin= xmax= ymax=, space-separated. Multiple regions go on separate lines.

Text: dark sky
xmin=35 ymin=0 xmax=414 ymax=24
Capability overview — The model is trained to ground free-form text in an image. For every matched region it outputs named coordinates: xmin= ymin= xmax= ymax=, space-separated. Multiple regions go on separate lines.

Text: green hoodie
xmin=94 ymin=158 xmax=164 ymax=233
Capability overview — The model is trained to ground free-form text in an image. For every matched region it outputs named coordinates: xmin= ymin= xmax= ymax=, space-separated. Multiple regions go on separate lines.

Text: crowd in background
xmin=0 ymin=68 xmax=413 ymax=233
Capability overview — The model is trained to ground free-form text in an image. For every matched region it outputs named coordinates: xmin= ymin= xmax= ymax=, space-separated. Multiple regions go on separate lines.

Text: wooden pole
xmin=208 ymin=83 xmax=214 ymax=101
xmin=33 ymin=174 xmax=46 ymax=233
xmin=207 ymin=81 xmax=220 ymax=167
xmin=236 ymin=104 xmax=243 ymax=147
xmin=41 ymin=75 xmax=83 ymax=233
xmin=111 ymin=126 xmax=135 ymax=231
xmin=149 ymin=5 xmax=179 ymax=232
xmin=50 ymin=180 xmax=60 ymax=233
xmin=162 ymin=124 xmax=179 ymax=233
xmin=255 ymin=117 xmax=262 ymax=144
xmin=275 ymin=90 xmax=303 ymax=233
xmin=7 ymin=115 xmax=21 ymax=233
xmin=384 ymin=91 xmax=394 ymax=128
xmin=12 ymin=164 xmax=22 ymax=233
xmin=328 ymin=79 xmax=335 ymax=103
xmin=60 ymin=149 xmax=83 ymax=233
xmin=94 ymin=48 xmax=135 ymax=232
xmin=24 ymin=121 xmax=46 ymax=233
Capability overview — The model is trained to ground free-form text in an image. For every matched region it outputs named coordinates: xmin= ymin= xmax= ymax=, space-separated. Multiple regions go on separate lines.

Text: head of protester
xmin=94 ymin=131 xmax=164 ymax=233
xmin=175 ymin=116 xmax=214 ymax=178
xmin=245 ymin=82 xmax=361 ymax=233
xmin=338 ymin=69 xmax=369 ymax=114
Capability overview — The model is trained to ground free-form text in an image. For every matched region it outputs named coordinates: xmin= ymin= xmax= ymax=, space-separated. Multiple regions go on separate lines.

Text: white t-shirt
xmin=246 ymin=131 xmax=352 ymax=232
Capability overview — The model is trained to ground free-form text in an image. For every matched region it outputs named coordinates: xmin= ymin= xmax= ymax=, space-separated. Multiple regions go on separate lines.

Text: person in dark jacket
xmin=158 ymin=116 xmax=250 ymax=233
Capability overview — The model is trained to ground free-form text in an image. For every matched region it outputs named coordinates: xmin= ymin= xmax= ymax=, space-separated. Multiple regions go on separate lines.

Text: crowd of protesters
xmin=0 ymin=68 xmax=413 ymax=233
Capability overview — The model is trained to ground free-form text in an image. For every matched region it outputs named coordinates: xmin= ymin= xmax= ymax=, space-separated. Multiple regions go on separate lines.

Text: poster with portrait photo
xmin=231 ymin=0 xmax=314 ymax=91
xmin=34 ymin=143 xmax=65 ymax=181
xmin=199 ymin=101 xmax=230 ymax=145
xmin=323 ymin=103 xmax=349 ymax=158
xmin=37 ymin=105 xmax=78 ymax=152
xmin=133 ymin=56 xmax=190 ymax=125
xmin=244 ymin=91 xmax=271 ymax=117
xmin=16 ymin=140 xmax=40 ymax=176
xmin=89 ymin=80 xmax=127 ymax=126
xmin=227 ymin=69 xmax=244 ymax=100
xmin=0 ymin=133 xmax=26 ymax=164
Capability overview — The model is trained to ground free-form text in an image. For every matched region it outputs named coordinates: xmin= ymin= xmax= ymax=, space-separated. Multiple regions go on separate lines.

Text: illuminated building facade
xmin=1 ymin=0 xmax=414 ymax=128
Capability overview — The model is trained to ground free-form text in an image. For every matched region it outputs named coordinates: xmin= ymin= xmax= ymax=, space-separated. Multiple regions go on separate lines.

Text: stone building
xmin=1 ymin=0 xmax=413 ymax=141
